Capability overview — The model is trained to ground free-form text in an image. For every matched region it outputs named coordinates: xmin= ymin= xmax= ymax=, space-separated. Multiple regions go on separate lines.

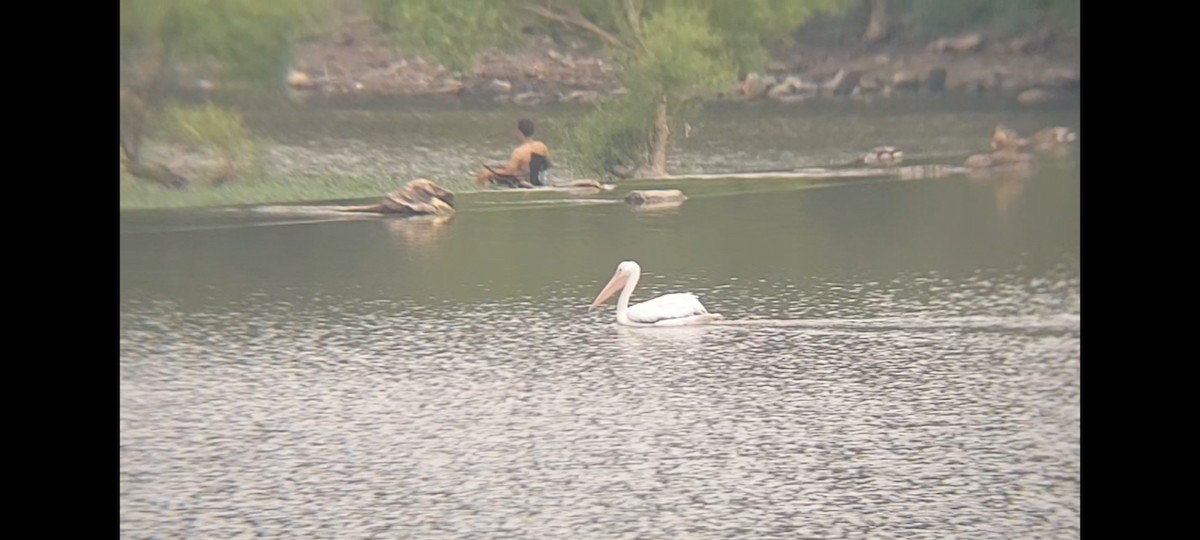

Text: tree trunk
xmin=121 ymin=38 xmax=188 ymax=188
xmin=119 ymin=88 xmax=148 ymax=163
xmin=862 ymin=0 xmax=889 ymax=45
xmin=648 ymin=93 xmax=670 ymax=177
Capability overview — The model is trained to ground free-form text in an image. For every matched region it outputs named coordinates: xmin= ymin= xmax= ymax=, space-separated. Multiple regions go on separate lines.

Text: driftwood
xmin=625 ymin=189 xmax=687 ymax=206
xmin=558 ymin=179 xmax=612 ymax=191
xmin=484 ymin=178 xmax=616 ymax=193
xmin=543 ymin=179 xmax=617 ymax=194
xmin=342 ymin=179 xmax=456 ymax=216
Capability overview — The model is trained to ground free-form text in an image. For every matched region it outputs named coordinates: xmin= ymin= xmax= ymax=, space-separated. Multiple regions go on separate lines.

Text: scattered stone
xmin=775 ymin=94 xmax=810 ymax=104
xmin=892 ymin=71 xmax=920 ymax=92
xmin=287 ymin=69 xmax=313 ymax=88
xmin=863 ymin=146 xmax=904 ymax=167
xmin=767 ymin=75 xmax=818 ymax=101
xmin=487 ymin=79 xmax=513 ymax=93
xmin=1041 ymin=68 xmax=1079 ymax=90
xmin=1017 ymin=87 xmax=1070 ymax=106
xmin=513 ymin=92 xmax=545 ymax=105
xmin=559 ymin=90 xmax=601 ymax=104
xmin=926 ymin=32 xmax=984 ymax=54
xmin=741 ymin=73 xmax=770 ymax=100
xmin=435 ymin=78 xmax=465 ymax=94
xmin=765 ymin=75 xmax=795 ymax=99
xmin=1005 ymin=29 xmax=1054 ymax=54
xmin=822 ymin=69 xmax=862 ymax=96
xmin=856 ymin=77 xmax=883 ymax=93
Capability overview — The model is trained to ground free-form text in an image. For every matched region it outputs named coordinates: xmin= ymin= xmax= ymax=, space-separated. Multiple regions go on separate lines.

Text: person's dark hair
xmin=517 ymin=118 xmax=535 ymax=137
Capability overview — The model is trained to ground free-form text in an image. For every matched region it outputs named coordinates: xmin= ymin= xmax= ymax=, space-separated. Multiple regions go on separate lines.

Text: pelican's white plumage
xmin=589 ymin=261 xmax=723 ymax=326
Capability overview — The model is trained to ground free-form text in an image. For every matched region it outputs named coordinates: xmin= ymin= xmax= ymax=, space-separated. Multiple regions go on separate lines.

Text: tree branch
xmin=523 ymin=4 xmax=632 ymax=53
xmin=623 ymin=0 xmax=645 ymax=49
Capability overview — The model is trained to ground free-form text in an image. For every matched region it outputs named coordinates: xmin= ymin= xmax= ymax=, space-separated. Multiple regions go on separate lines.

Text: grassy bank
xmin=119 ymin=174 xmax=409 ymax=210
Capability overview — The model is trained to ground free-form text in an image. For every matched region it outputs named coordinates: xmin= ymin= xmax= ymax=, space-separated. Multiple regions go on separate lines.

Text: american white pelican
xmin=589 ymin=261 xmax=724 ymax=326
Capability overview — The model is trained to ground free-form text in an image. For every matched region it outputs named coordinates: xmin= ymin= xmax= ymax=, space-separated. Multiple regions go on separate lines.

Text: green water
xmin=120 ymin=98 xmax=1080 ymax=538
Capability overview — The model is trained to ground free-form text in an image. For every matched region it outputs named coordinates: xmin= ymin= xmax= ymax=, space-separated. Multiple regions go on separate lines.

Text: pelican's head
xmin=616 ymin=261 xmax=640 ymax=274
xmin=590 ymin=261 xmax=640 ymax=310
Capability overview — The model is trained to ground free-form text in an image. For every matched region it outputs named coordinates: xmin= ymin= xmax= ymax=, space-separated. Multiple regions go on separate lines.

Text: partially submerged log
xmin=625 ymin=189 xmax=687 ymax=207
xmin=484 ymin=178 xmax=616 ymax=193
xmin=553 ymin=179 xmax=616 ymax=193
xmin=343 ymin=179 xmax=456 ymax=216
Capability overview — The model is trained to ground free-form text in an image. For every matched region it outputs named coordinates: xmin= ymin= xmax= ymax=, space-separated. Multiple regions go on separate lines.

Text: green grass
xmin=119 ymin=174 xmax=408 ymax=210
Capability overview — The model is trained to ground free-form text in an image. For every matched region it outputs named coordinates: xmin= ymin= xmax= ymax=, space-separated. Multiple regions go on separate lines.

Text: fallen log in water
xmin=483 ymin=178 xmax=616 ymax=194
xmin=625 ymin=189 xmax=688 ymax=208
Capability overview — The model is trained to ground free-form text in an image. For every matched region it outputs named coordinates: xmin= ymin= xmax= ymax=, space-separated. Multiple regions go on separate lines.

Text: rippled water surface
xmin=120 ymin=100 xmax=1080 ymax=538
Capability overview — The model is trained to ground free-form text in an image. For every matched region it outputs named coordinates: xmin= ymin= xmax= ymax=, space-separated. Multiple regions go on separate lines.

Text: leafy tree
xmin=120 ymin=0 xmax=327 ymax=187
xmin=368 ymin=0 xmax=851 ymax=177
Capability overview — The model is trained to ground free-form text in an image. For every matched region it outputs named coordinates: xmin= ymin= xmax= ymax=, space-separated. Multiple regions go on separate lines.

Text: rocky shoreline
xmin=259 ymin=10 xmax=1078 ymax=109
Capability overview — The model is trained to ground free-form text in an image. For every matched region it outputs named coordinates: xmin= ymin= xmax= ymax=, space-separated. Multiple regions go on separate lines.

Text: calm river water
xmin=120 ymin=97 xmax=1080 ymax=538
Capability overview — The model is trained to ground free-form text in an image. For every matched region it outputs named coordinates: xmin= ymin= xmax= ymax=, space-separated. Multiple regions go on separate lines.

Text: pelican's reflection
xmin=385 ymin=215 xmax=453 ymax=251
xmin=614 ymin=323 xmax=720 ymax=354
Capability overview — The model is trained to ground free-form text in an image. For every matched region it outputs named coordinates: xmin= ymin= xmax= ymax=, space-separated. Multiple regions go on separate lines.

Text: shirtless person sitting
xmin=475 ymin=118 xmax=551 ymax=189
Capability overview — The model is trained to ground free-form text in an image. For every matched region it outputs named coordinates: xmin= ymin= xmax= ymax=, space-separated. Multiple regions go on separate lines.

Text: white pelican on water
xmin=589 ymin=261 xmax=724 ymax=326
